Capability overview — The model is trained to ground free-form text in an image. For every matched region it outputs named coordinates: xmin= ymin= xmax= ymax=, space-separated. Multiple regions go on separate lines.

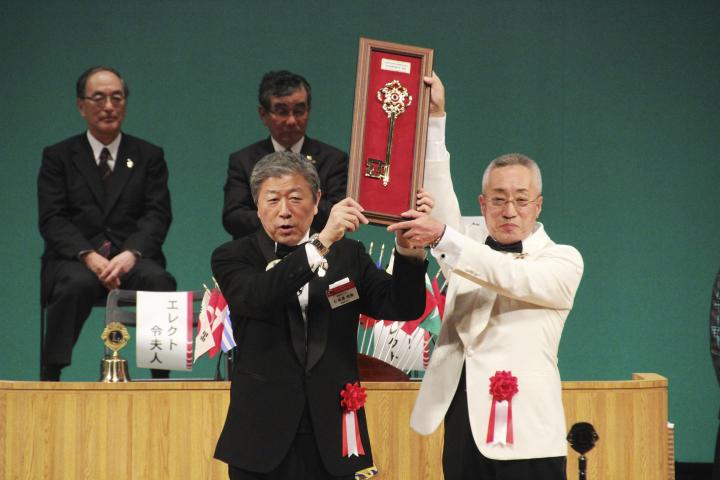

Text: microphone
xmin=567 ymin=422 xmax=599 ymax=479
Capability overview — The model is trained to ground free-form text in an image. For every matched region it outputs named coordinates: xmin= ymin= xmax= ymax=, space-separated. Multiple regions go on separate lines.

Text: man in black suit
xmin=222 ymin=70 xmax=348 ymax=239
xmin=212 ymin=152 xmax=429 ymax=479
xmin=38 ymin=66 xmax=176 ymax=381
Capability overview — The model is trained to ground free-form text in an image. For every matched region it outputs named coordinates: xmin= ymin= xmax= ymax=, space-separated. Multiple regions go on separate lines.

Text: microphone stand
xmin=213 ymin=348 xmax=236 ymax=380
xmin=214 ymin=351 xmax=225 ymax=380
xmin=567 ymin=422 xmax=599 ymax=480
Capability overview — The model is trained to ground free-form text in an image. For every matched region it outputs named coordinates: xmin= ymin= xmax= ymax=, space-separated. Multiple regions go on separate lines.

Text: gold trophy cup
xmin=100 ymin=322 xmax=131 ymax=382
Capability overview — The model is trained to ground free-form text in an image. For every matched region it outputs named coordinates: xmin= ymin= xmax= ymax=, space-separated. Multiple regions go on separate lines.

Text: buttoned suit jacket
xmin=410 ymin=127 xmax=584 ymax=460
xmin=222 ymin=137 xmax=348 ymax=239
xmin=211 ymin=230 xmax=426 ymax=475
xmin=38 ymin=133 xmax=172 ymax=303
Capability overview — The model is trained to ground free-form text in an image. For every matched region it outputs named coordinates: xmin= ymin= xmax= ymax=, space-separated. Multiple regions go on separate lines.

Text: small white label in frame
xmin=380 ymin=58 xmax=411 ymax=74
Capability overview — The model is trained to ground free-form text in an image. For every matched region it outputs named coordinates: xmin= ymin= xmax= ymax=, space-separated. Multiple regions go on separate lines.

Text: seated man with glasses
xmin=389 ymin=73 xmax=584 ymax=480
xmin=38 ymin=66 xmax=176 ymax=381
xmin=222 ymin=70 xmax=348 ymax=239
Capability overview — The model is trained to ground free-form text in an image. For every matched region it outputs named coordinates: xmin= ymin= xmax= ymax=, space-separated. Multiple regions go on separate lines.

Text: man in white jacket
xmin=389 ymin=74 xmax=584 ymax=480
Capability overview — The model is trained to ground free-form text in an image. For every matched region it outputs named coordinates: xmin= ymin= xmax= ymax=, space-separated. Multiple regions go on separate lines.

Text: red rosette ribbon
xmin=486 ymin=370 xmax=518 ymax=445
xmin=340 ymin=381 xmax=367 ymax=457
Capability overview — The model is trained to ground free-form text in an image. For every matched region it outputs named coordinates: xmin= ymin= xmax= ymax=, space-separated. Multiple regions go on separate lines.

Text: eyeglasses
xmin=269 ymin=105 xmax=308 ymax=118
xmin=82 ymin=93 xmax=126 ymax=107
xmin=487 ymin=196 xmax=540 ymax=209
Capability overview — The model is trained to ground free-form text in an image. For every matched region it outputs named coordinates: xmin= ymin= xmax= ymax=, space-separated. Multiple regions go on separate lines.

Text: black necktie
xmin=275 ymin=242 xmax=300 ymax=259
xmin=485 ymin=236 xmax=523 ymax=253
xmin=98 ymin=148 xmax=112 ymax=187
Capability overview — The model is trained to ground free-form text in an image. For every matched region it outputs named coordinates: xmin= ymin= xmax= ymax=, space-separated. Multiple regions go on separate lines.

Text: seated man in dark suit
xmin=212 ymin=152 xmax=430 ymax=479
xmin=222 ymin=70 xmax=348 ymax=239
xmin=38 ymin=66 xmax=176 ymax=381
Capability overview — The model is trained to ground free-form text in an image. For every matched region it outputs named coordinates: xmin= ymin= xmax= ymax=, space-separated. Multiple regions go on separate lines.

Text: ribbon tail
xmin=354 ymin=411 xmax=366 ymax=455
xmin=342 ymin=412 xmax=349 ymax=456
xmin=486 ymin=399 xmax=496 ymax=443
xmin=506 ymin=399 xmax=514 ymax=444
xmin=344 ymin=411 xmax=361 ymax=457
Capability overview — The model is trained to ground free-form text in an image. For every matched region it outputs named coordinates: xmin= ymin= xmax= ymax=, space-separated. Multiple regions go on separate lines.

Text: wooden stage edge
xmin=0 ymin=373 xmax=668 ymax=480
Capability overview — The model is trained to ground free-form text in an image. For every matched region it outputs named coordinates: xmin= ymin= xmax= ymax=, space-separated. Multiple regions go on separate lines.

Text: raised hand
xmin=317 ymin=197 xmax=369 ymax=248
xmin=423 ymin=72 xmax=445 ymax=118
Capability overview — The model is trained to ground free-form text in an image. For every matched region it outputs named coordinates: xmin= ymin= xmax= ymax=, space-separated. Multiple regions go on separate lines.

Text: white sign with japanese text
xmin=136 ymin=291 xmax=193 ymax=371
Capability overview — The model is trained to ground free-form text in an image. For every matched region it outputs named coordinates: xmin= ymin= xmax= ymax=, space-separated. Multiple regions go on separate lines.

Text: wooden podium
xmin=562 ymin=373 xmax=669 ymax=479
xmin=0 ymin=374 xmax=668 ymax=479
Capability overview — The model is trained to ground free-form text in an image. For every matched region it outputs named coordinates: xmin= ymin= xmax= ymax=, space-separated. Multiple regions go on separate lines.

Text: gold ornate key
xmin=365 ymin=80 xmax=412 ymax=186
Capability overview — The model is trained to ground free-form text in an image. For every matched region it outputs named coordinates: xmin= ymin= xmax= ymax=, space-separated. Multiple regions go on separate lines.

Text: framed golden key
xmin=347 ymin=38 xmax=433 ymax=226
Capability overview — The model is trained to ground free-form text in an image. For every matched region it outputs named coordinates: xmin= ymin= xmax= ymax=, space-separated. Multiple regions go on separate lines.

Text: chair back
xmin=105 ymin=289 xmax=204 ymax=327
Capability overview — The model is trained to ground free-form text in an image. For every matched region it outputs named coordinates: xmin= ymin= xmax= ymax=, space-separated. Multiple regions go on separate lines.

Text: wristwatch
xmin=427 ymin=225 xmax=447 ymax=249
xmin=309 ymin=233 xmax=330 ymax=257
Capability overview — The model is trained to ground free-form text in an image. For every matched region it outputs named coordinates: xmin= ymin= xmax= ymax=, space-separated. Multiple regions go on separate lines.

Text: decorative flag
xmin=193 ymin=288 xmax=214 ymax=362
xmin=357 ymin=314 xmax=377 ymax=356
xmin=221 ymin=310 xmax=236 ymax=352
xmin=369 ymin=273 xmax=442 ymax=371
xmin=418 ymin=304 xmax=442 ymax=337
xmin=431 ymin=273 xmax=446 ymax=320
xmin=209 ymin=290 xmax=227 ymax=358
xmin=372 ymin=322 xmax=426 ymax=370
xmin=359 ymin=314 xmax=378 ymax=329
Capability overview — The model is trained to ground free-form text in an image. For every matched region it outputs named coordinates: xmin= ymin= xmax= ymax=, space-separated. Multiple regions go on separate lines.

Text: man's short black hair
xmin=76 ymin=66 xmax=129 ymax=99
xmin=258 ymin=70 xmax=311 ymax=111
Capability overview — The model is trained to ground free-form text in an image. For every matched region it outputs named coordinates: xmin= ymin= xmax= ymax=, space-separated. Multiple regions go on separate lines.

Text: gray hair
xmin=250 ymin=151 xmax=321 ymax=203
xmin=481 ymin=153 xmax=543 ymax=194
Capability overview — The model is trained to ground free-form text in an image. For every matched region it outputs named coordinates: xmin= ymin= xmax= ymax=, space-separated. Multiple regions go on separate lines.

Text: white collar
xmin=86 ymin=131 xmax=122 ymax=165
xmin=271 ymin=136 xmax=304 ymax=153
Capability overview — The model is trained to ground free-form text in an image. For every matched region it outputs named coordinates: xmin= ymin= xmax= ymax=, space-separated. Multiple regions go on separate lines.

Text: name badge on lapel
xmin=326 ymin=277 xmax=359 ymax=309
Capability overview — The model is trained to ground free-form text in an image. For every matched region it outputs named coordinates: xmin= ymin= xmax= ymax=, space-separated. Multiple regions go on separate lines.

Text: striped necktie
xmin=98 ymin=147 xmax=112 ymax=187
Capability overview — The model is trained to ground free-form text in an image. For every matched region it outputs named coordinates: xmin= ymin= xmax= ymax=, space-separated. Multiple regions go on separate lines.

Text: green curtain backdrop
xmin=1 ymin=0 xmax=718 ymax=463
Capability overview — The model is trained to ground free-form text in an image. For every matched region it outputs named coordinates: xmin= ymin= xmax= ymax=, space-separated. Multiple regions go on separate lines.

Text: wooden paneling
xmin=562 ymin=373 xmax=669 ymax=480
xmin=364 ymin=381 xmax=443 ymax=479
xmin=0 ymin=382 xmax=229 ymax=479
xmin=0 ymin=374 xmax=667 ymax=479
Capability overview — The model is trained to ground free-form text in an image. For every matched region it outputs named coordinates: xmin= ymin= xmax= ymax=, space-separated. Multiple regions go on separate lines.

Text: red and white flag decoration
xmin=208 ymin=289 xmax=227 ymax=358
xmin=193 ymin=288 xmax=214 ymax=362
xmin=431 ymin=273 xmax=446 ymax=320
xmin=194 ymin=285 xmax=234 ymax=361
xmin=486 ymin=370 xmax=519 ymax=445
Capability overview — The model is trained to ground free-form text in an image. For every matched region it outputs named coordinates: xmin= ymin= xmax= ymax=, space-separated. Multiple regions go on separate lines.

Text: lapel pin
xmin=306 ymin=155 xmax=315 ymax=165
xmin=126 ymin=159 xmax=134 ymax=169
